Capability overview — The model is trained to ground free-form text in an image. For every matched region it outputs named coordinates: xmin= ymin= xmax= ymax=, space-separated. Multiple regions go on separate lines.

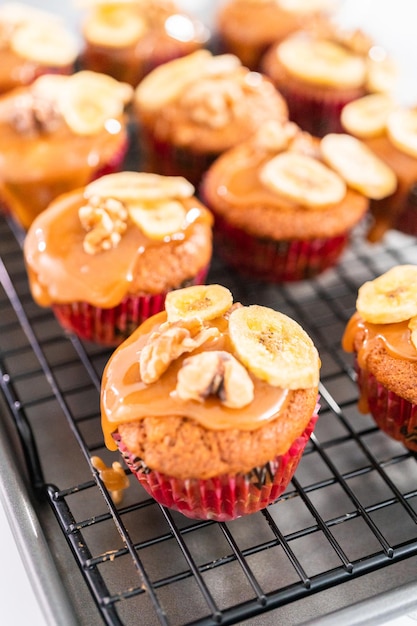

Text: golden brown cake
xmin=23 ymin=171 xmax=213 ymax=345
xmin=216 ymin=0 xmax=336 ymax=70
xmin=79 ymin=0 xmax=209 ymax=86
xmin=0 ymin=3 xmax=78 ymax=95
xmin=200 ymin=120 xmax=395 ymax=281
xmin=133 ymin=49 xmax=289 ymax=187
xmin=261 ymin=19 xmax=397 ymax=136
xmin=342 ymin=265 xmax=417 ymax=451
xmin=0 ymin=71 xmax=133 ymax=229
xmin=341 ymin=94 xmax=417 ymax=240
xmin=101 ymin=283 xmax=321 ymax=520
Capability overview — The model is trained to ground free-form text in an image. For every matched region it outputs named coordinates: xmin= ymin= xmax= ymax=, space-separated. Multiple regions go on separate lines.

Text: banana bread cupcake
xmin=0 ymin=3 xmax=78 ymax=95
xmin=215 ymin=0 xmax=336 ymax=70
xmin=342 ymin=265 xmax=417 ymax=452
xmin=0 ymin=71 xmax=133 ymax=229
xmin=133 ymin=49 xmax=289 ymax=187
xmin=341 ymin=94 xmax=417 ymax=240
xmin=79 ymin=0 xmax=209 ymax=87
xmin=101 ymin=283 xmax=321 ymax=521
xmin=24 ymin=172 xmax=213 ymax=345
xmin=261 ymin=19 xmax=397 ymax=136
xmin=200 ymin=120 xmax=396 ymax=282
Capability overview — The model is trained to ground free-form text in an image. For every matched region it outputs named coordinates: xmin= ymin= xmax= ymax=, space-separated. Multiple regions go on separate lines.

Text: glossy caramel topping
xmin=23 ymin=190 xmax=212 ymax=308
xmin=101 ymin=311 xmax=290 ymax=450
xmin=342 ymin=311 xmax=417 ymax=369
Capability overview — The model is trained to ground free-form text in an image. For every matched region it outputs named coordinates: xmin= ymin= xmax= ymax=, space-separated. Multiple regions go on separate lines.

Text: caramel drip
xmin=342 ymin=312 xmax=417 ymax=369
xmin=101 ymin=312 xmax=291 ymax=450
xmin=24 ymin=191 xmax=212 ymax=308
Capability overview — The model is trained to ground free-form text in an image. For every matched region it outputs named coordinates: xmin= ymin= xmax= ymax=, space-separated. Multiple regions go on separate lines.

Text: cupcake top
xmin=201 ymin=119 xmax=396 ymax=240
xmin=262 ymin=19 xmax=397 ymax=93
xmin=0 ymin=3 xmax=78 ymax=94
xmin=0 ymin=71 xmax=133 ymax=181
xmin=81 ymin=0 xmax=209 ymax=51
xmin=23 ymin=172 xmax=213 ymax=308
xmin=134 ymin=50 xmax=289 ymax=153
xmin=101 ymin=284 xmax=320 ymax=477
xmin=342 ymin=264 xmax=417 ymax=405
xmin=341 ymin=94 xmax=417 ymax=240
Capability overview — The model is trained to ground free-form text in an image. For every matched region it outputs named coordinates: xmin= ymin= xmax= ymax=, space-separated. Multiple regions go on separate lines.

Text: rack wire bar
xmin=1 ymin=209 xmax=417 ymax=625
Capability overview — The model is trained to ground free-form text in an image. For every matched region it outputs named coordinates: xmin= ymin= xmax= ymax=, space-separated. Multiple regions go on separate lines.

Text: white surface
xmin=1 ymin=2 xmax=417 ymax=626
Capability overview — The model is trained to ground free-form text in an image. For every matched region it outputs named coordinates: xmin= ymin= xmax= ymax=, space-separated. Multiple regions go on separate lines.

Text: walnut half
xmin=79 ymin=195 xmax=128 ymax=255
xmin=176 ymin=350 xmax=254 ymax=409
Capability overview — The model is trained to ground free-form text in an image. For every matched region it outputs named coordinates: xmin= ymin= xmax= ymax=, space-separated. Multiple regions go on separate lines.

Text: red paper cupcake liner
xmin=275 ymin=84 xmax=360 ymax=137
xmin=140 ymin=128 xmax=218 ymax=188
xmin=90 ymin=135 xmax=129 ymax=180
xmin=394 ymin=188 xmax=417 ymax=237
xmin=51 ymin=265 xmax=209 ymax=345
xmin=356 ymin=365 xmax=417 ymax=451
xmin=212 ymin=212 xmax=348 ymax=282
xmin=114 ymin=412 xmax=319 ymax=521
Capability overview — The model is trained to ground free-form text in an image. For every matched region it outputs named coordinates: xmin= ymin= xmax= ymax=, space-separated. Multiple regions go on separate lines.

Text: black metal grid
xmin=1 ymin=210 xmax=417 ymax=625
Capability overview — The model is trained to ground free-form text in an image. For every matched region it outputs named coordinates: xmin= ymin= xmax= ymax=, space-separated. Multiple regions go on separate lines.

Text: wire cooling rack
xmin=1 ymin=210 xmax=417 ymax=626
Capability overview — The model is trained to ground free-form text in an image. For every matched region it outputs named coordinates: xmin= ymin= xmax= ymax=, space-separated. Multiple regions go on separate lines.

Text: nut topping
xmin=139 ymin=319 xmax=220 ymax=384
xmin=10 ymin=93 xmax=61 ymax=136
xmin=176 ymin=350 xmax=254 ymax=408
xmin=79 ymin=195 xmax=128 ymax=255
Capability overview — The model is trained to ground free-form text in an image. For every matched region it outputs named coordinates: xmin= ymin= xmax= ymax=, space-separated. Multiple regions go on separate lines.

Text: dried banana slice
xmin=85 ymin=172 xmax=194 ymax=202
xmin=228 ymin=305 xmax=320 ymax=389
xmin=59 ymin=71 xmax=133 ymax=135
xmin=277 ymin=36 xmax=366 ymax=88
xmin=129 ymin=200 xmax=187 ymax=239
xmin=341 ymin=93 xmax=396 ymax=139
xmin=135 ymin=49 xmax=213 ymax=111
xmin=83 ymin=4 xmax=147 ymax=47
xmin=11 ymin=19 xmax=78 ymax=66
xmin=386 ymin=108 xmax=417 ymax=158
xmin=320 ymin=133 xmax=397 ymax=199
xmin=356 ymin=265 xmax=417 ymax=324
xmin=260 ymin=152 xmax=346 ymax=208
xmin=165 ymin=285 xmax=233 ymax=323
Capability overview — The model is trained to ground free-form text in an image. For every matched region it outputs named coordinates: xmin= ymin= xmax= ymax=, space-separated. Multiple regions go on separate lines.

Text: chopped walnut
xmin=79 ymin=195 xmax=128 ymax=255
xmin=183 ymin=77 xmax=244 ymax=129
xmin=176 ymin=350 xmax=254 ymax=409
xmin=10 ymin=93 xmax=62 ymax=136
xmin=139 ymin=318 xmax=219 ymax=384
xmin=255 ymin=120 xmax=299 ymax=152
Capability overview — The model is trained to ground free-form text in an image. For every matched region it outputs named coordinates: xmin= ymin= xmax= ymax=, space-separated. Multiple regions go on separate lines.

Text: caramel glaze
xmin=0 ymin=49 xmax=73 ymax=95
xmin=23 ymin=190 xmax=213 ymax=308
xmin=101 ymin=311 xmax=298 ymax=450
xmin=342 ymin=312 xmax=417 ymax=411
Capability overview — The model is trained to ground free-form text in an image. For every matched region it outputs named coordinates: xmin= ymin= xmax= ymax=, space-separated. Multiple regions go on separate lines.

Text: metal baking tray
xmin=2 ymin=203 xmax=417 ymax=625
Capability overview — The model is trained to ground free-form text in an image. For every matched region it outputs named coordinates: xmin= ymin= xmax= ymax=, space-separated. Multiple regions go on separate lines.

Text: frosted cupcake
xmin=79 ymin=0 xmax=209 ymax=87
xmin=200 ymin=120 xmax=396 ymax=282
xmin=216 ymin=0 xmax=336 ymax=70
xmin=23 ymin=172 xmax=213 ymax=345
xmin=342 ymin=265 xmax=417 ymax=452
xmin=101 ymin=284 xmax=321 ymax=521
xmin=261 ymin=20 xmax=397 ymax=136
xmin=133 ymin=49 xmax=289 ymax=187
xmin=341 ymin=94 xmax=417 ymax=240
xmin=0 ymin=71 xmax=133 ymax=229
xmin=0 ymin=3 xmax=78 ymax=95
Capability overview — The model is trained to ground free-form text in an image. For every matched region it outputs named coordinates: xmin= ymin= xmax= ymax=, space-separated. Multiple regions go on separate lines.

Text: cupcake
xmin=79 ymin=0 xmax=209 ymax=87
xmin=0 ymin=2 xmax=78 ymax=95
xmin=0 ymin=71 xmax=133 ymax=229
xmin=133 ymin=49 xmax=289 ymax=187
xmin=341 ymin=94 xmax=417 ymax=241
xmin=200 ymin=120 xmax=396 ymax=282
xmin=261 ymin=19 xmax=397 ymax=136
xmin=100 ymin=283 xmax=321 ymax=521
xmin=215 ymin=0 xmax=336 ymax=71
xmin=342 ymin=265 xmax=417 ymax=452
xmin=23 ymin=171 xmax=213 ymax=345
